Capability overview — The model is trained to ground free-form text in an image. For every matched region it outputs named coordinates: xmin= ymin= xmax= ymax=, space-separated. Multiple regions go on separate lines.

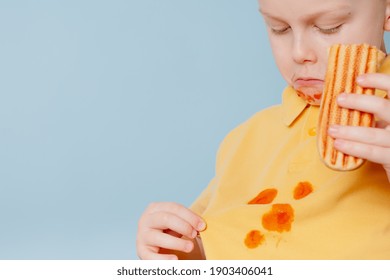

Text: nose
xmin=292 ymin=33 xmax=317 ymax=64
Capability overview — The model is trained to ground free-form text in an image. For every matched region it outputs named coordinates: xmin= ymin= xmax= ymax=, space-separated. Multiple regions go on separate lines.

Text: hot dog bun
xmin=317 ymin=44 xmax=386 ymax=171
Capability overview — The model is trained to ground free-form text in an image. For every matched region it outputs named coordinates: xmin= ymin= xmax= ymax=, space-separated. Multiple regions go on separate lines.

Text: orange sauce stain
xmin=307 ymin=96 xmax=315 ymax=104
xmin=244 ymin=230 xmax=265 ymax=249
xmin=314 ymin=93 xmax=322 ymax=100
xmin=296 ymin=91 xmax=305 ymax=99
xmin=262 ymin=204 xmax=294 ymax=233
xmin=248 ymin=188 xmax=278 ymax=205
xmin=293 ymin=181 xmax=314 ymax=200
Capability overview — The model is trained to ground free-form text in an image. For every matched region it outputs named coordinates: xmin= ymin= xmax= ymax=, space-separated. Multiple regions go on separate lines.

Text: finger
xmin=375 ymin=120 xmax=389 ymax=129
xmin=163 ymin=229 xmax=182 ymax=238
xmin=143 ymin=229 xmax=194 ymax=253
xmin=357 ymin=73 xmax=390 ymax=95
xmin=146 ymin=202 xmax=206 ymax=232
xmin=138 ymin=245 xmax=178 ymax=260
xmin=333 ymin=139 xmax=390 ymax=166
xmin=328 ymin=125 xmax=390 ymax=148
xmin=145 ymin=211 xmax=198 ymax=239
xmin=337 ymin=93 xmax=390 ymax=123
xmin=137 ymin=235 xmax=180 ymax=260
xmin=142 ymin=252 xmax=178 ymax=260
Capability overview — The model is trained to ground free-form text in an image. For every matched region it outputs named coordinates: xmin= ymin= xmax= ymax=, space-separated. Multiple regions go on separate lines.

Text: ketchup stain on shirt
xmin=248 ymin=188 xmax=278 ymax=205
xmin=243 ymin=182 xmax=313 ymax=248
xmin=244 ymin=230 xmax=265 ymax=249
xmin=293 ymin=181 xmax=314 ymax=200
xmin=262 ymin=204 xmax=294 ymax=233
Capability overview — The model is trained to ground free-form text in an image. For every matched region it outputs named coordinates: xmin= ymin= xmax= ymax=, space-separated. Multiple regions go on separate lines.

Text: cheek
xmin=316 ymin=47 xmax=330 ymax=78
xmin=358 ymin=28 xmax=384 ymax=49
xmin=357 ymin=12 xmax=386 ymax=48
xmin=339 ymin=29 xmax=383 ymax=48
xmin=336 ymin=16 xmax=385 ymax=49
xmin=269 ymin=39 xmax=293 ymax=82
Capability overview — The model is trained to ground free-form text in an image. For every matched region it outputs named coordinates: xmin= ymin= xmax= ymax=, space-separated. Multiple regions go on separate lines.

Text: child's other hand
xmin=327 ymin=73 xmax=390 ymax=182
xmin=136 ymin=202 xmax=206 ymax=260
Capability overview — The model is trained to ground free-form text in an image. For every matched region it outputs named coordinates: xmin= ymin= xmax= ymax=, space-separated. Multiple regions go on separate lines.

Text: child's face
xmin=258 ymin=0 xmax=389 ymax=103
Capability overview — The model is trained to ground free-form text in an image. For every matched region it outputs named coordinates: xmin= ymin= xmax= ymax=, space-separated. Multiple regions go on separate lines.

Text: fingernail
xmin=185 ymin=242 xmax=193 ymax=252
xmin=334 ymin=139 xmax=345 ymax=149
xmin=328 ymin=125 xmax=339 ymax=135
xmin=197 ymin=221 xmax=206 ymax=231
xmin=337 ymin=93 xmax=347 ymax=103
xmin=356 ymin=75 xmax=366 ymax=83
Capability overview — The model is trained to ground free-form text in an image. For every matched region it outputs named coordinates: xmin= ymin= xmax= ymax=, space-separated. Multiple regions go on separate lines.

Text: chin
xmin=294 ymin=86 xmax=323 ymax=105
xmin=295 ymin=85 xmax=323 ymax=96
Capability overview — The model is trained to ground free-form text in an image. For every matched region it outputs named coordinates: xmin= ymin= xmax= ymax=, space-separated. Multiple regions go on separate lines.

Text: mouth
xmin=292 ymin=77 xmax=325 ymax=105
xmin=293 ymin=78 xmax=324 ymax=88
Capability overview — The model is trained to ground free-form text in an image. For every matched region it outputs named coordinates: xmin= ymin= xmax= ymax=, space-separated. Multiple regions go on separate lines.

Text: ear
xmin=384 ymin=0 xmax=390 ymax=31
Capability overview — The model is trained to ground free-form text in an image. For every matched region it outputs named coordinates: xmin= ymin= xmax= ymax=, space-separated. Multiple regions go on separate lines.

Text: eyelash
xmin=270 ymin=24 xmax=343 ymax=35
xmin=270 ymin=27 xmax=289 ymax=35
xmin=317 ymin=24 xmax=343 ymax=34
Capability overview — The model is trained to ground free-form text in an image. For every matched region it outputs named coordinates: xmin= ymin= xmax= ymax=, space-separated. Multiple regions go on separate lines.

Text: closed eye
xmin=317 ymin=24 xmax=343 ymax=34
xmin=270 ymin=26 xmax=290 ymax=35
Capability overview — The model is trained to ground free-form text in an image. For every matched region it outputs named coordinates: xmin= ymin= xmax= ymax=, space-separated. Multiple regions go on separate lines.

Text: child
xmin=137 ymin=0 xmax=390 ymax=259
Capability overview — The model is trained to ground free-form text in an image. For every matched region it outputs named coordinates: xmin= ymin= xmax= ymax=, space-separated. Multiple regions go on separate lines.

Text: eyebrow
xmin=259 ymin=5 xmax=352 ymax=22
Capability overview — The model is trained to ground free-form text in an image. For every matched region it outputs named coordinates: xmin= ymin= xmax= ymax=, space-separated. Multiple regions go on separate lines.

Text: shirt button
xmin=308 ymin=127 xmax=317 ymax=136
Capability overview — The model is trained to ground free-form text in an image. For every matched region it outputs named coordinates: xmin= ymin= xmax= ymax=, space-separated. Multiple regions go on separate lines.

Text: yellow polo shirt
xmin=192 ymin=57 xmax=390 ymax=260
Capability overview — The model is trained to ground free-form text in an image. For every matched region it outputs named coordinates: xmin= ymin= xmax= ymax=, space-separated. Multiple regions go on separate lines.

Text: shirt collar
xmin=281 ymin=54 xmax=390 ymax=127
xmin=281 ymin=86 xmax=308 ymax=127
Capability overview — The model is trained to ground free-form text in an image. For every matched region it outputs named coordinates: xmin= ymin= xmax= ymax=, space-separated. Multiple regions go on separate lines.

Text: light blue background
xmin=1 ymin=1 xmax=388 ymax=260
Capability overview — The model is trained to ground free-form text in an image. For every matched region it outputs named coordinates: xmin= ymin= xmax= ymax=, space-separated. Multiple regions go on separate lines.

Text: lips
xmin=293 ymin=78 xmax=325 ymax=105
xmin=293 ymin=78 xmax=324 ymax=88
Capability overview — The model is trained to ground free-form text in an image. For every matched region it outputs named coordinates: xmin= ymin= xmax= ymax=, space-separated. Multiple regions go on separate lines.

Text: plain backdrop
xmin=1 ymin=0 xmax=389 ymax=260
